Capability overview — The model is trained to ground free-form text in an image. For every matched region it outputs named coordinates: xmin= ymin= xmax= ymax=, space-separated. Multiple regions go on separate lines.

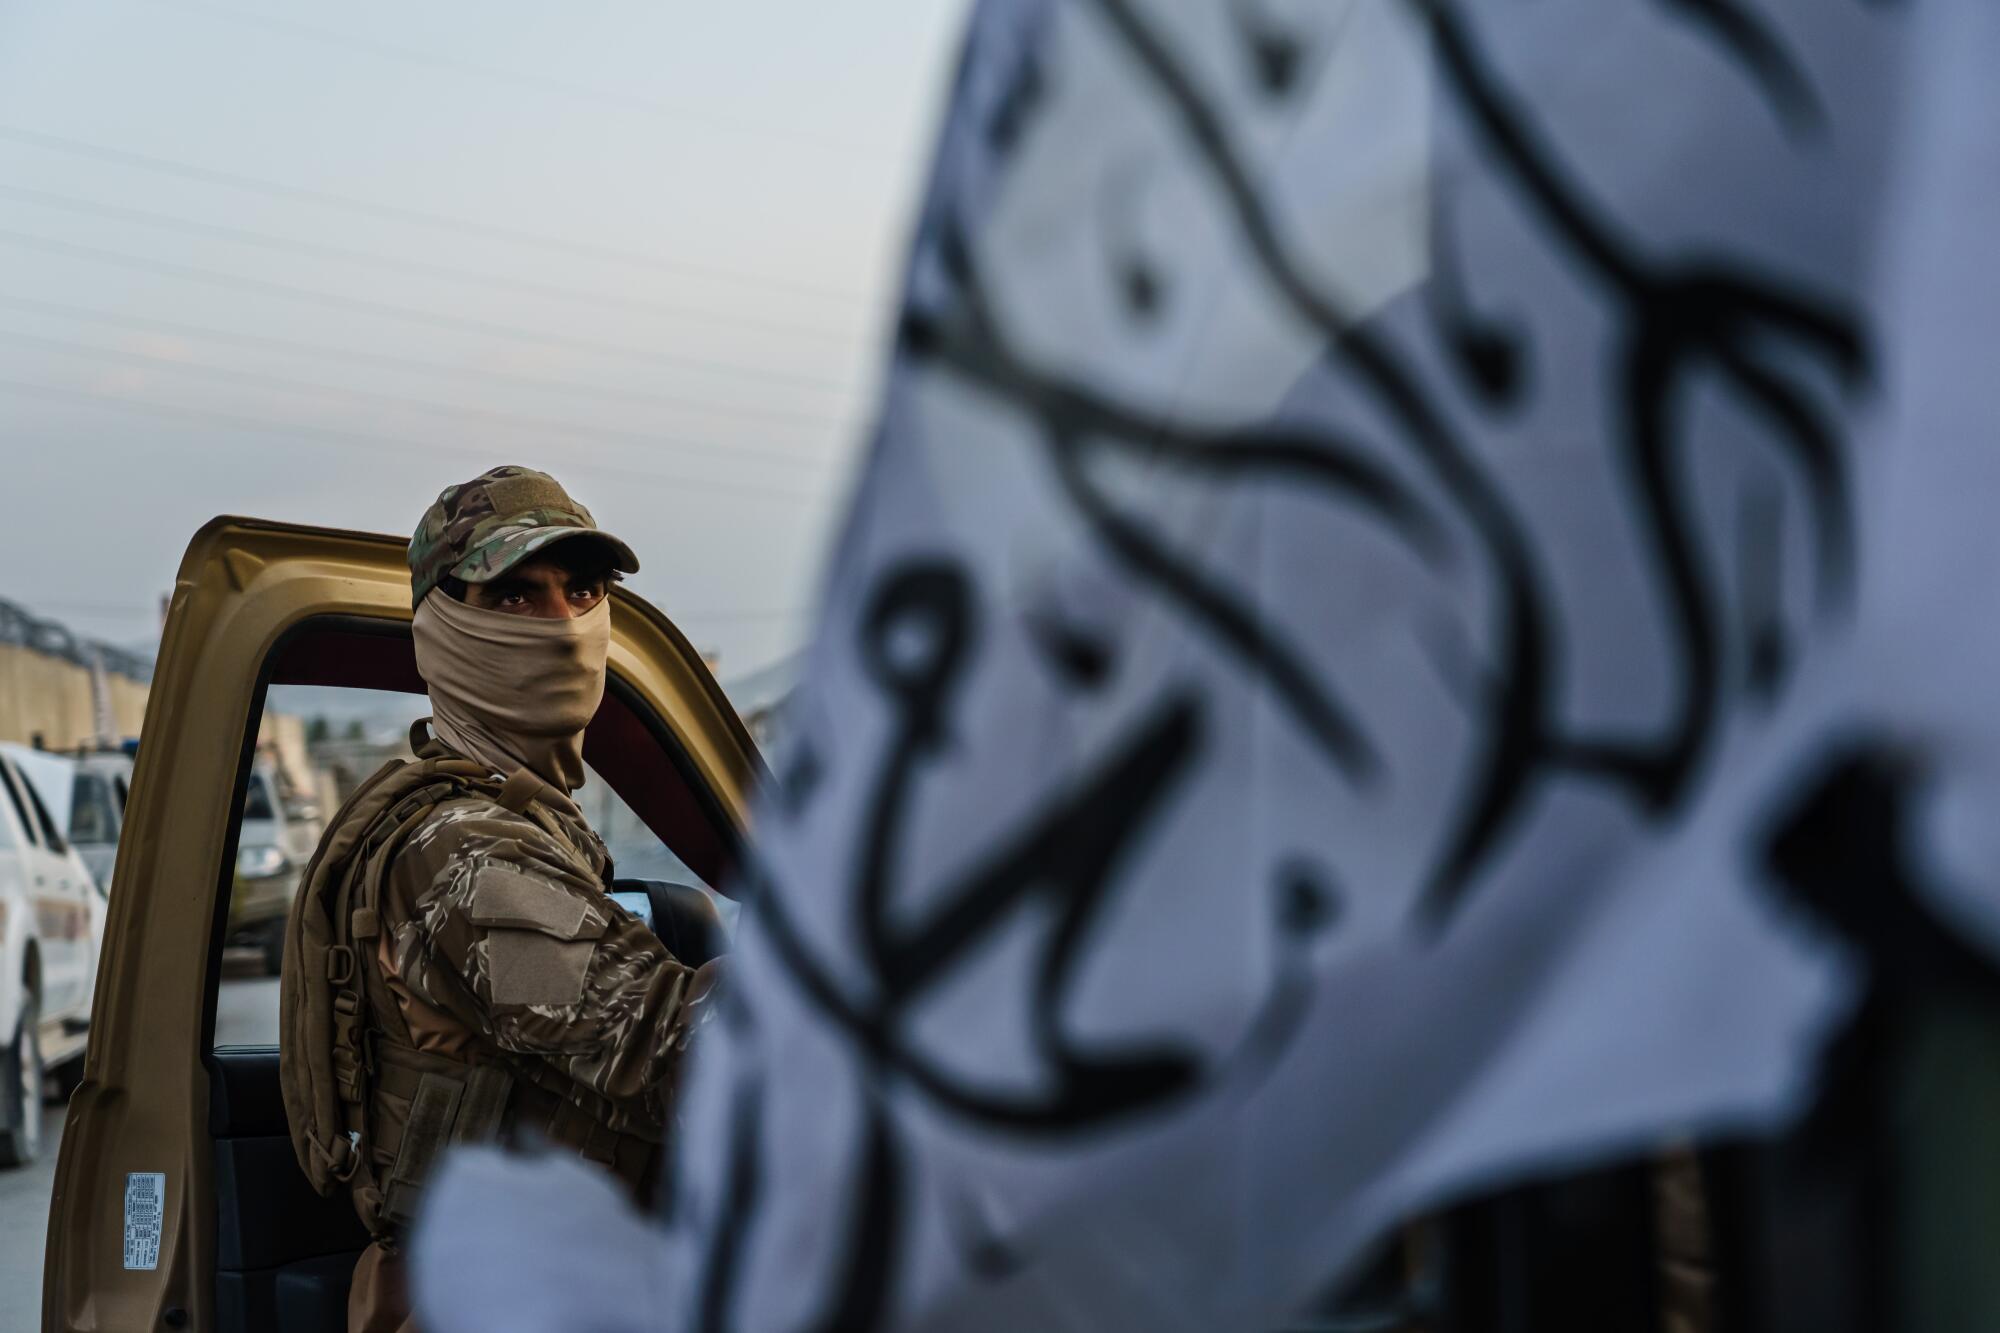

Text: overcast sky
xmin=0 ymin=0 xmax=968 ymax=676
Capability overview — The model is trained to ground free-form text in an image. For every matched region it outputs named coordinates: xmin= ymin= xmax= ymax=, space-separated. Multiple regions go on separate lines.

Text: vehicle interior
xmin=205 ymin=615 xmax=743 ymax=1333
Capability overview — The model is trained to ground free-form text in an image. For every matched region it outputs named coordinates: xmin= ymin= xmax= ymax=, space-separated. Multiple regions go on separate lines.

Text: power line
xmin=0 ymin=292 xmax=864 ymax=429
xmin=670 ymin=608 xmax=811 ymax=624
xmin=0 ymin=183 xmax=873 ymax=344
xmin=0 ymin=377 xmax=825 ymax=503
xmin=0 ymin=328 xmax=845 ymax=470
xmin=2 ymin=592 xmax=811 ymax=629
xmin=0 ymin=226 xmax=854 ymax=393
xmin=13 ymin=594 xmax=809 ymax=625
xmin=155 ymin=0 xmax=888 ymax=160
xmin=0 ymin=124 xmax=872 ymax=304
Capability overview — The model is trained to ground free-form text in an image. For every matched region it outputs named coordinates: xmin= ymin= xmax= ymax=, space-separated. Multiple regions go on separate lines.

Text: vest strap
xmin=380 ymin=1072 xmax=462 ymax=1228
xmin=497 ymin=767 xmax=556 ymax=814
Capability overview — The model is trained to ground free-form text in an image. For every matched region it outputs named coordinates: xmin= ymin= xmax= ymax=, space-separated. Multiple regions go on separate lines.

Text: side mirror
xmin=608 ymin=879 xmax=728 ymax=968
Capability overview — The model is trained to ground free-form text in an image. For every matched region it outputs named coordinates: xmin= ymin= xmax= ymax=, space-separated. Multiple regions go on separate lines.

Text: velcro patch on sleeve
xmin=486 ymin=930 xmax=594 ymax=1007
xmin=468 ymin=864 xmax=605 ymax=940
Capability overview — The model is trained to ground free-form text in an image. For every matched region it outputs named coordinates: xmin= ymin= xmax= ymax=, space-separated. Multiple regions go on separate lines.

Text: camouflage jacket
xmin=371 ymin=782 xmax=700 ymax=1139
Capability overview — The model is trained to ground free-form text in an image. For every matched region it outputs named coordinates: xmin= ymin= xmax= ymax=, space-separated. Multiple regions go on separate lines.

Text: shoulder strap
xmin=494 ymin=766 xmax=599 ymax=866
xmin=496 ymin=767 xmax=555 ymax=814
xmin=279 ymin=756 xmax=417 ymax=1195
xmin=346 ymin=767 xmax=492 ymax=1041
xmin=409 ymin=717 xmax=453 ymax=762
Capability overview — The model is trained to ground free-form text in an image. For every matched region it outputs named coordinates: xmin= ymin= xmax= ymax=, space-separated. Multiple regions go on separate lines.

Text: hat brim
xmin=450 ymin=526 xmax=640 ymax=586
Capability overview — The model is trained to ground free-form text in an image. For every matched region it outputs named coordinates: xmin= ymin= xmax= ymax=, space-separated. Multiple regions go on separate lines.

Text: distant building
xmin=0 ymin=598 xmax=151 ymax=749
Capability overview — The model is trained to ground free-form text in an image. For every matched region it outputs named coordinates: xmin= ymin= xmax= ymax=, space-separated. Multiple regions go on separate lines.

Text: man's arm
xmin=383 ymin=800 xmax=704 ymax=1133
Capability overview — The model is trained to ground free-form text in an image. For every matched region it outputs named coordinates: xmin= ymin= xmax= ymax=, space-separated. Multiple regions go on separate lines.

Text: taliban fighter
xmin=278 ymin=466 xmax=717 ymax=1333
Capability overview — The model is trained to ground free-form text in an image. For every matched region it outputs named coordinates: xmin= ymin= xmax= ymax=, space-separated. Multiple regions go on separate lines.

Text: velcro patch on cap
xmin=468 ymin=865 xmax=605 ymax=941
xmin=482 ymin=474 xmax=577 ymax=520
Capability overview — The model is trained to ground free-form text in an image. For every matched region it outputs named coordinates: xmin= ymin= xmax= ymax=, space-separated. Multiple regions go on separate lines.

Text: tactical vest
xmin=279 ymin=724 xmax=660 ymax=1238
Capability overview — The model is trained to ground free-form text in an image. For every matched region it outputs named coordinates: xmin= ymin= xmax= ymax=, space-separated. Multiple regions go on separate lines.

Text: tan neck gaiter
xmin=410 ymin=589 xmax=610 ymax=792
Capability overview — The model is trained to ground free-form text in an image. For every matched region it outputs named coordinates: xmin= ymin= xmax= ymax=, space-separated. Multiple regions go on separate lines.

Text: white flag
xmin=414 ymin=1 xmax=2000 ymax=1328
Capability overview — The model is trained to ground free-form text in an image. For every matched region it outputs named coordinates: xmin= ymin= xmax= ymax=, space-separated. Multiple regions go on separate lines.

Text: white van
xmin=0 ymin=744 xmax=106 ymax=1166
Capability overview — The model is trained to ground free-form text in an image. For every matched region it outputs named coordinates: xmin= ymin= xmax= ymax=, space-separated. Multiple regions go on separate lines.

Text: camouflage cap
xmin=409 ymin=466 xmax=639 ymax=606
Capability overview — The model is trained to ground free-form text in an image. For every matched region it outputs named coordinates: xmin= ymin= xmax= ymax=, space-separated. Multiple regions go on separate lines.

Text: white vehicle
xmin=0 ymin=744 xmax=106 ymax=1167
xmin=223 ymin=760 xmax=316 ymax=975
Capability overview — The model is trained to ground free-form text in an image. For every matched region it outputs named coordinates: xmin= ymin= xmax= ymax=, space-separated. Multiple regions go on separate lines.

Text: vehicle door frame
xmin=42 ymin=515 xmax=760 ymax=1333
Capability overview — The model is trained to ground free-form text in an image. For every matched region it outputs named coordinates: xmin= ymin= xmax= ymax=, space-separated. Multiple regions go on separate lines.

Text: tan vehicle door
xmin=41 ymin=516 xmax=759 ymax=1333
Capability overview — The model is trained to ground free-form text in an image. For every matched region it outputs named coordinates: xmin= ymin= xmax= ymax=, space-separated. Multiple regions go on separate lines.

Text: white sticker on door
xmin=123 ymin=1172 xmax=166 ymax=1271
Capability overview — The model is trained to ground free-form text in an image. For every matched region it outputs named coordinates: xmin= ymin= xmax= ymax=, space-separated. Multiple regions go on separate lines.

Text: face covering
xmin=411 ymin=588 xmax=610 ymax=793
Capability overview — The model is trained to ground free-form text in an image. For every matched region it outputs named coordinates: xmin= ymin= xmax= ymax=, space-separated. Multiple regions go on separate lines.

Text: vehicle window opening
xmin=207 ymin=614 xmax=739 ymax=1053
xmin=71 ymin=773 xmax=117 ymax=845
xmin=17 ymin=776 xmax=70 ymax=855
xmin=241 ymin=775 xmax=275 ymax=823
xmin=0 ymin=763 xmax=42 ymax=849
